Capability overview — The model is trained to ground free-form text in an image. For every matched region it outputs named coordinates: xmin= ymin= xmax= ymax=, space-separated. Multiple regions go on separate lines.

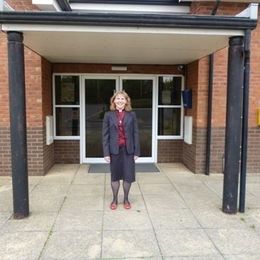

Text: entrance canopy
xmin=0 ymin=11 xmax=257 ymax=64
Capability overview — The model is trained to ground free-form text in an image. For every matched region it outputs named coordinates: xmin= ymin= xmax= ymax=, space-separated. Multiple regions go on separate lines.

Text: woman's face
xmin=114 ymin=94 xmax=127 ymax=110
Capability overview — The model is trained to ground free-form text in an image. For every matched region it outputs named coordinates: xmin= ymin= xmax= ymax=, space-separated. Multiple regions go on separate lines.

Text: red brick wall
xmin=190 ymin=2 xmax=247 ymax=15
xmin=42 ymin=58 xmax=55 ymax=173
xmin=247 ymin=14 xmax=260 ymax=173
xmin=54 ymin=141 xmax=80 ymax=163
xmin=0 ymin=30 xmax=54 ymax=176
xmin=0 ymin=32 xmax=11 ymax=175
xmin=157 ymin=140 xmax=183 ymax=163
xmin=6 ymin=0 xmax=39 ymax=10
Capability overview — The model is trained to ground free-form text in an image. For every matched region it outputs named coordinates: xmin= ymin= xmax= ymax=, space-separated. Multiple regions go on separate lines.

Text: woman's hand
xmin=134 ymin=155 xmax=139 ymax=161
xmin=104 ymin=156 xmax=111 ymax=163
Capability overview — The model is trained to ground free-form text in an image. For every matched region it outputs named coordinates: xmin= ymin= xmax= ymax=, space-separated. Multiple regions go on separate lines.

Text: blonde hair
xmin=110 ymin=90 xmax=132 ymax=111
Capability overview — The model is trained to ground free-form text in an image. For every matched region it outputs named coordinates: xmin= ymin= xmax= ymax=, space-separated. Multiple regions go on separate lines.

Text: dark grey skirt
xmin=110 ymin=146 xmax=135 ymax=183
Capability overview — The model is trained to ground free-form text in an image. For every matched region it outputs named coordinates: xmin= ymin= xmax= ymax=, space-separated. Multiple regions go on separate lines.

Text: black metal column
xmin=7 ymin=32 xmax=29 ymax=219
xmin=222 ymin=36 xmax=244 ymax=214
xmin=239 ymin=29 xmax=251 ymax=213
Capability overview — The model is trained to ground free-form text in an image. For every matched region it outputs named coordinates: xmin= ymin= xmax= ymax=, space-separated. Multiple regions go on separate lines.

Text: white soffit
xmin=70 ymin=3 xmax=190 ymax=13
xmin=2 ymin=25 xmax=244 ymax=64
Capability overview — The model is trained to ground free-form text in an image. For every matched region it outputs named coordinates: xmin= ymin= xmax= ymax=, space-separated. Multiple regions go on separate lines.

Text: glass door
xmin=82 ymin=75 xmax=155 ymax=163
xmin=121 ymin=77 xmax=156 ymax=163
xmin=83 ymin=76 xmax=117 ymax=163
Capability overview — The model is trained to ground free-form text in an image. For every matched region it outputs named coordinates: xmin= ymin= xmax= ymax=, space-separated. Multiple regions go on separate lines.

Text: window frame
xmin=156 ymin=75 xmax=184 ymax=140
xmin=53 ymin=74 xmax=81 ymax=140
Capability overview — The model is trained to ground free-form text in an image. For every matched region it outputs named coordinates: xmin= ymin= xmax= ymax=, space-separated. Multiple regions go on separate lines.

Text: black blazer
xmin=102 ymin=111 xmax=140 ymax=157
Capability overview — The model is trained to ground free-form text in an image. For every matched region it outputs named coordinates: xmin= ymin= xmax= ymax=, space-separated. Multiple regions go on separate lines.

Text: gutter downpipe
xmin=206 ymin=0 xmax=220 ymax=175
xmin=239 ymin=29 xmax=251 ymax=213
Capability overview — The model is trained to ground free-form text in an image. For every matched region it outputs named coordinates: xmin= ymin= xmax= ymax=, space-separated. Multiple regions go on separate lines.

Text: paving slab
xmin=0 ymin=231 xmax=49 ymax=260
xmin=206 ymin=228 xmax=260 ymax=255
xmin=53 ymin=209 xmax=103 ymax=231
xmin=102 ymin=230 xmax=161 ymax=258
xmin=223 ymin=254 xmax=260 ymax=260
xmin=68 ymin=184 xmax=105 ymax=196
xmin=103 ymin=209 xmax=153 ymax=230
xmin=0 ymin=193 xmax=13 ymax=212
xmin=155 ymin=229 xmax=220 ymax=257
xmin=73 ymin=173 xmax=105 ymax=185
xmin=191 ymin=210 xmax=249 ymax=229
xmin=2 ymin=211 xmax=57 ymax=232
xmin=137 ymin=174 xmax=170 ymax=184
xmin=0 ymin=212 xmax=11 ymax=227
xmin=148 ymin=208 xmax=200 ymax=229
xmin=1 ymin=163 xmax=260 ymax=260
xmin=143 ymin=193 xmax=187 ymax=210
xmin=62 ymin=195 xmax=104 ymax=211
xmin=164 ymin=256 xmax=224 ymax=260
xmin=30 ymin=194 xmax=66 ymax=212
xmin=40 ymin=231 xmax=102 ymax=259
xmin=139 ymin=183 xmax=177 ymax=194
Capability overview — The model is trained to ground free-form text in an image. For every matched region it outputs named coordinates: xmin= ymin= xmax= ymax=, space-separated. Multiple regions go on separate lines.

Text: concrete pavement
xmin=1 ymin=163 xmax=260 ymax=259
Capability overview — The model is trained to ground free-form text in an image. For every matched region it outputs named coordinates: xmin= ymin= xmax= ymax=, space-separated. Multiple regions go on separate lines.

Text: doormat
xmin=88 ymin=163 xmax=160 ymax=173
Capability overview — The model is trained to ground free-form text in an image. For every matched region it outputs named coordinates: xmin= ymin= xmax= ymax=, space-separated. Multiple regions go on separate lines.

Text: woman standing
xmin=102 ymin=91 xmax=140 ymax=210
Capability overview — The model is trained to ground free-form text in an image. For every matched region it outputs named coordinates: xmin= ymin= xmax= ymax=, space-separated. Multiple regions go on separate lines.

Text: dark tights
xmin=111 ymin=180 xmax=132 ymax=204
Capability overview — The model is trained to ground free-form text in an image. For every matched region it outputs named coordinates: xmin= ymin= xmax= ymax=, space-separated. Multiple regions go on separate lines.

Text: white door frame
xmin=120 ymin=75 xmax=157 ymax=163
xmin=81 ymin=74 xmax=157 ymax=163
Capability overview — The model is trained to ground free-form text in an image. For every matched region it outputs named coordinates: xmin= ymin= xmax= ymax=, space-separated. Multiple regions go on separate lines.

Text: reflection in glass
xmin=85 ymin=79 xmax=115 ymax=157
xmin=158 ymin=108 xmax=181 ymax=135
xmin=56 ymin=108 xmax=79 ymax=136
xmin=158 ymin=76 xmax=182 ymax=105
xmin=123 ymin=80 xmax=153 ymax=157
xmin=55 ymin=76 xmax=79 ymax=105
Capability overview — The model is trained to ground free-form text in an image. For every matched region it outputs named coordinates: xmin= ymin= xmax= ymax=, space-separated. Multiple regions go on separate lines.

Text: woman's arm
xmin=133 ymin=112 xmax=140 ymax=157
xmin=102 ymin=112 xmax=110 ymax=160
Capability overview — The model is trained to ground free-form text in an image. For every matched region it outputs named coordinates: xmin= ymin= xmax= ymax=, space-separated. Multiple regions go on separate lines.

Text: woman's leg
xmin=123 ymin=181 xmax=131 ymax=205
xmin=111 ymin=180 xmax=120 ymax=205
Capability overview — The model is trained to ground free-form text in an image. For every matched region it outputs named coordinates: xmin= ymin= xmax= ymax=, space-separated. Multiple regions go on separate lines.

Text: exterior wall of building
xmin=53 ymin=63 xmax=184 ymax=165
xmin=158 ymin=140 xmax=183 ymax=162
xmin=188 ymin=3 xmax=260 ymax=173
xmin=6 ymin=0 xmax=39 ymax=10
xmin=1 ymin=1 xmax=260 ymax=175
xmin=248 ymin=11 xmax=260 ymax=173
xmin=42 ymin=58 xmax=55 ymax=173
xmin=0 ymin=31 xmax=54 ymax=176
xmin=0 ymin=33 xmax=11 ymax=176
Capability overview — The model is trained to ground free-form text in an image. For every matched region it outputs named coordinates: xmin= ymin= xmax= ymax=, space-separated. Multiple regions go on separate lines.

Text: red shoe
xmin=124 ymin=202 xmax=131 ymax=209
xmin=110 ymin=202 xmax=117 ymax=210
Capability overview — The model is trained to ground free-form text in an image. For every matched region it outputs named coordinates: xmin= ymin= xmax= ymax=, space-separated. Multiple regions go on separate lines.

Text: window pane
xmin=56 ymin=107 xmax=79 ymax=136
xmin=85 ymin=79 xmax=116 ymax=157
xmin=123 ymin=79 xmax=153 ymax=157
xmin=158 ymin=108 xmax=181 ymax=135
xmin=55 ymin=76 xmax=79 ymax=105
xmin=158 ymin=76 xmax=182 ymax=105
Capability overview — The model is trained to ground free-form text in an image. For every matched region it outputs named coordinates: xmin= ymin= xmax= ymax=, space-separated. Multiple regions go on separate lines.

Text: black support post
xmin=7 ymin=32 xmax=29 ymax=219
xmin=222 ymin=36 xmax=244 ymax=214
xmin=239 ymin=30 xmax=251 ymax=213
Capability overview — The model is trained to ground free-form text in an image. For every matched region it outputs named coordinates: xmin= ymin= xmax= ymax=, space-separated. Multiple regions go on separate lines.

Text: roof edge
xmin=0 ymin=11 xmax=257 ymax=30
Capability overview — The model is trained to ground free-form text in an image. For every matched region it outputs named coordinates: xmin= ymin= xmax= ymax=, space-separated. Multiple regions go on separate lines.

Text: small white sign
xmin=46 ymin=115 xmax=54 ymax=145
xmin=184 ymin=116 xmax=192 ymax=145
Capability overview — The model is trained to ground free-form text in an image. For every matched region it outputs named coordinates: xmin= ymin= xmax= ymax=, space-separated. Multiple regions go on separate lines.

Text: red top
xmin=116 ymin=110 xmax=126 ymax=146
